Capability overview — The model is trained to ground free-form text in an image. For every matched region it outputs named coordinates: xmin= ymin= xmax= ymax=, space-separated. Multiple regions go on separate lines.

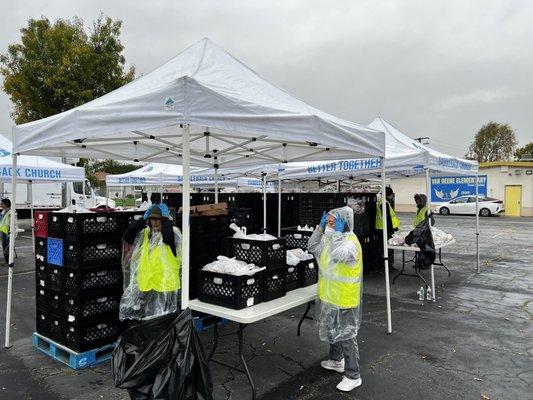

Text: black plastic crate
xmin=47 ymin=213 xmax=64 ymax=238
xmin=62 ymin=265 xmax=122 ymax=292
xmin=298 ymin=258 xmax=318 ymax=287
xmin=230 ymin=237 xmax=285 ymax=267
xmin=38 ymin=310 xmax=122 ymax=352
xmin=285 ymin=264 xmax=300 ymax=291
xmin=63 ymin=239 xmax=122 ymax=269
xmin=282 ymin=228 xmax=314 ymax=250
xmin=48 ymin=212 xmax=124 ymax=240
xmin=122 ymin=211 xmax=144 ymax=231
xmin=263 ymin=265 xmax=287 ymax=301
xmin=63 ymin=289 xmax=122 ymax=322
xmin=35 ymin=237 xmax=47 ymax=263
xmin=35 ymin=262 xmax=48 ymax=289
xmin=198 ymin=269 xmax=264 ymax=310
xmin=36 ymin=287 xmax=63 ymax=314
xmin=47 ymin=265 xmax=63 ymax=291
xmin=36 ymin=309 xmax=52 ymax=338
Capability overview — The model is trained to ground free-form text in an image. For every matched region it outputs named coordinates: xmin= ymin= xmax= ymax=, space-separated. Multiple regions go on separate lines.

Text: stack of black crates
xmin=34 ymin=211 xmax=132 ymax=352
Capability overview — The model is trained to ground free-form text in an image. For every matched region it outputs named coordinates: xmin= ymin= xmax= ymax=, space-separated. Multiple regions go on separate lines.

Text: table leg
xmin=238 ymin=324 xmax=256 ymax=400
xmin=392 ymin=250 xmax=406 ymax=284
xmin=431 ymin=265 xmax=436 ymax=302
xmin=297 ymin=301 xmax=313 ymax=336
xmin=438 ymin=248 xmax=451 ymax=276
xmin=208 ymin=317 xmax=219 ymax=361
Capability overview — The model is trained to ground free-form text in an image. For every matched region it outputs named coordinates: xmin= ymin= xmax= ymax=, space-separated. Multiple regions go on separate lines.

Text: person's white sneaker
xmin=320 ymin=359 xmax=345 ymax=373
xmin=336 ymin=376 xmax=362 ymax=391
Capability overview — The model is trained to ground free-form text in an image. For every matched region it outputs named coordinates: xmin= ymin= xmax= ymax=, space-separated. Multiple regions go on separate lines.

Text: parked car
xmin=434 ymin=196 xmax=504 ymax=217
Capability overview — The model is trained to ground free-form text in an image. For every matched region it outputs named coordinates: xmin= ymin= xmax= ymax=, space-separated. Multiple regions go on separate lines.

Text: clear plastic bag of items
xmin=347 ymin=197 xmax=366 ymax=215
xmin=119 ymin=226 xmax=182 ymax=321
xmin=202 ymin=256 xmax=265 ymax=276
xmin=286 ymin=248 xmax=314 ymax=266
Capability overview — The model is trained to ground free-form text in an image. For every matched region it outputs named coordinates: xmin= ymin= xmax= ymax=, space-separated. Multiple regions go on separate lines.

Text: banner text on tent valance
xmin=306 ymin=158 xmax=381 ymax=175
xmin=1 ymin=167 xmax=62 ymax=179
xmin=438 ymin=158 xmax=474 ymax=171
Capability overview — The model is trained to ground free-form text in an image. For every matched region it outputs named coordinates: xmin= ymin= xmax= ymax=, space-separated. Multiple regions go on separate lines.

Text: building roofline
xmin=479 ymin=161 xmax=533 ymax=168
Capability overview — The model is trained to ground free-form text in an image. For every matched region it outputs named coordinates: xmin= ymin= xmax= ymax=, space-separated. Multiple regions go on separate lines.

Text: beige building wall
xmin=481 ymin=163 xmax=533 ymax=217
xmin=390 ymin=162 xmax=533 ymax=216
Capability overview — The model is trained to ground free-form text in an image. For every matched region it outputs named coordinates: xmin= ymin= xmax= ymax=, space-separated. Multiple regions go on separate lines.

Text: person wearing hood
xmin=307 ymin=206 xmax=363 ymax=392
xmin=119 ymin=203 xmax=182 ymax=320
xmin=375 ymin=187 xmax=400 ymax=271
xmin=414 ymin=193 xmax=435 ymax=227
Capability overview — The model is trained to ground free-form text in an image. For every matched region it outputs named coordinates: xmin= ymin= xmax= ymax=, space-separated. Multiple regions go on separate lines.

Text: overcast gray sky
xmin=1 ymin=0 xmax=531 ymax=158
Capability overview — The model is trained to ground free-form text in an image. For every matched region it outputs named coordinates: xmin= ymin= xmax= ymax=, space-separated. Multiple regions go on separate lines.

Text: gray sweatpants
xmin=329 ymin=336 xmax=360 ymax=380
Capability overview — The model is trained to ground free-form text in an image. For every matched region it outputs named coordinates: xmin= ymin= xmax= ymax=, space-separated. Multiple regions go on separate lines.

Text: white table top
xmin=189 ymin=284 xmax=317 ymax=324
xmin=388 ymin=239 xmax=456 ymax=252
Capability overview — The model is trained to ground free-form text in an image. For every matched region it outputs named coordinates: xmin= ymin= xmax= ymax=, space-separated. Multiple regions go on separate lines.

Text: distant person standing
xmin=375 ymin=187 xmax=400 ymax=271
xmin=0 ymin=198 xmax=14 ymax=264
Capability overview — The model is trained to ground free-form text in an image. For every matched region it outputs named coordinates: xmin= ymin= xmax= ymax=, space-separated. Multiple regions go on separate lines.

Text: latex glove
xmin=334 ymin=213 xmax=345 ymax=232
xmin=143 ymin=204 xmax=157 ymax=220
xmin=319 ymin=211 xmax=328 ymax=229
xmin=159 ymin=203 xmax=170 ymax=218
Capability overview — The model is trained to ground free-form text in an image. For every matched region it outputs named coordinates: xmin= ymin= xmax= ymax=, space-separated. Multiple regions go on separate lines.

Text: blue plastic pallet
xmin=32 ymin=332 xmax=115 ymax=370
xmin=194 ymin=315 xmax=229 ymax=332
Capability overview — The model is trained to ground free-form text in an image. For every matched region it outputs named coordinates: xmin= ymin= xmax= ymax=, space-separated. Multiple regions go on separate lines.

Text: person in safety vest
xmin=119 ymin=203 xmax=182 ymax=321
xmin=414 ymin=193 xmax=435 ymax=228
xmin=0 ymin=198 xmax=15 ymax=264
xmin=375 ymin=187 xmax=400 ymax=272
xmin=308 ymin=206 xmax=363 ymax=392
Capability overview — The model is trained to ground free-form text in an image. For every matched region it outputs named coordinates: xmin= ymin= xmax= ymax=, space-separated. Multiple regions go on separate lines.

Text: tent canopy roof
xmin=0 ymin=135 xmax=84 ymax=182
xmin=274 ymin=117 xmax=478 ymax=181
xmin=12 ymin=38 xmax=385 ymax=168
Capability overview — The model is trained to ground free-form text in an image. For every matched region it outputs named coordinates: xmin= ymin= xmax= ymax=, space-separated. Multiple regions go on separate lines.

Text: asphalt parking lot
xmin=0 ymin=213 xmax=531 ymax=400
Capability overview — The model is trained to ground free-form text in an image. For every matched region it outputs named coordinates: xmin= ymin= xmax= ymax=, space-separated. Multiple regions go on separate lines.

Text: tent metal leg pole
xmin=277 ymin=175 xmax=281 ymax=237
xmin=214 ymin=168 xmax=219 ymax=204
xmin=381 ymin=159 xmax=392 ymax=334
xmin=262 ymin=173 xmax=267 ymax=233
xmin=425 ymin=169 xmax=431 ymax=215
xmin=475 ymin=174 xmax=480 ymax=273
xmin=181 ymin=124 xmax=191 ymax=310
xmin=105 ymin=186 xmax=109 ymax=207
xmin=29 ymin=180 xmax=34 ymax=253
xmin=5 ymin=154 xmax=18 ymax=348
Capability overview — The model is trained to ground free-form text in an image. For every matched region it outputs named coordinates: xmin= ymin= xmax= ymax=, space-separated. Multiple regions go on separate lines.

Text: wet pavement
xmin=0 ymin=213 xmax=531 ymax=399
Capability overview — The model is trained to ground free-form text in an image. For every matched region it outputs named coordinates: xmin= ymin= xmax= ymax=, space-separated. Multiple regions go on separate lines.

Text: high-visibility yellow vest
xmin=137 ymin=228 xmax=181 ymax=292
xmin=414 ymin=206 xmax=428 ymax=227
xmin=375 ymin=200 xmax=400 ymax=230
xmin=0 ymin=210 xmax=11 ymax=235
xmin=318 ymin=234 xmax=362 ymax=309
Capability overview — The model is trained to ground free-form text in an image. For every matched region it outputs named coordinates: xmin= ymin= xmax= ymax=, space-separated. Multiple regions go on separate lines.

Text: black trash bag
xmin=112 ymin=309 xmax=213 ymax=400
xmin=405 ymin=218 xmax=436 ymax=270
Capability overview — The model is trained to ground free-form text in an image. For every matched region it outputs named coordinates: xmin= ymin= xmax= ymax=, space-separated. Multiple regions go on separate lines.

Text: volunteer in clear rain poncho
xmin=308 ymin=206 xmax=364 ymax=392
xmin=120 ymin=203 xmax=182 ymax=320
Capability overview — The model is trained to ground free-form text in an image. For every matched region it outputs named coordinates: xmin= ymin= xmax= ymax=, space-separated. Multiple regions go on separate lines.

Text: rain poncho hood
xmin=308 ymin=206 xmax=363 ymax=343
xmin=414 ymin=193 xmax=427 ymax=209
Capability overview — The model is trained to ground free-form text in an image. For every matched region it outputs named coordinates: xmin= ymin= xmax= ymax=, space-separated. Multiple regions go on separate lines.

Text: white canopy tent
xmin=0 ymin=135 xmax=85 ymax=250
xmin=7 ymin=38 xmax=391 ymax=348
xmin=105 ymin=162 xmax=274 ymax=204
xmin=269 ymin=117 xmax=480 ymax=276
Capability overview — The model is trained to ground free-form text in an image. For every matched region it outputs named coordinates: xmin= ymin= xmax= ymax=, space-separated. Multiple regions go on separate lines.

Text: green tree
xmin=77 ymin=158 xmax=138 ymax=189
xmin=514 ymin=142 xmax=533 ymax=160
xmin=466 ymin=122 xmax=518 ymax=162
xmin=0 ymin=14 xmax=134 ymax=124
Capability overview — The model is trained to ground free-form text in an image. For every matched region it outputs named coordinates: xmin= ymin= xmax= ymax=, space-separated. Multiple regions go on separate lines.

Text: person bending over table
xmin=307 ymin=206 xmax=363 ymax=392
